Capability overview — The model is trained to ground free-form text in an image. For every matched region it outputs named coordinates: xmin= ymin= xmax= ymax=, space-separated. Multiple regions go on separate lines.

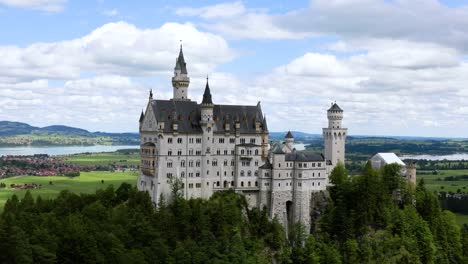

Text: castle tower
xmin=405 ymin=161 xmax=417 ymax=185
xmin=200 ymin=78 xmax=214 ymax=198
xmin=323 ymin=103 xmax=347 ymax=168
xmin=172 ymin=45 xmax=190 ymax=100
xmin=284 ymin=131 xmax=294 ymax=150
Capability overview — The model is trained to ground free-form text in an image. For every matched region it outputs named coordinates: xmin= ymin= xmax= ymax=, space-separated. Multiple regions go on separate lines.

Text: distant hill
xmin=0 ymin=121 xmax=139 ymax=146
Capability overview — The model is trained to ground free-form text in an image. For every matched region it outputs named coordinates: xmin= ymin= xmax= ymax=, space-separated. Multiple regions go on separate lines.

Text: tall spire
xmin=149 ymin=89 xmax=153 ymax=99
xmin=202 ymin=76 xmax=213 ymax=105
xmin=175 ymin=44 xmax=187 ymax=74
xmin=139 ymin=109 xmax=145 ymax=122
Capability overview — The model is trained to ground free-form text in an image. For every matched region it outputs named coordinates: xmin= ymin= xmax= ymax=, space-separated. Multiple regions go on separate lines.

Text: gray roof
xmin=285 ymin=131 xmax=294 ymax=138
xmin=271 ymin=144 xmax=285 ymax=154
xmin=201 ymin=80 xmax=213 ymax=105
xmin=175 ymin=46 xmax=188 ymax=74
xmin=139 ymin=111 xmax=145 ymax=122
xmin=149 ymin=99 xmax=267 ymax=134
xmin=328 ymin=103 xmax=343 ymax=112
xmin=285 ymin=152 xmax=324 ymax=162
xmin=259 ymin=159 xmax=273 ymax=169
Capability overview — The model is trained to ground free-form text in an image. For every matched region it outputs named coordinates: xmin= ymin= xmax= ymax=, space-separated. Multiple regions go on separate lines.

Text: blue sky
xmin=0 ymin=0 xmax=467 ymax=137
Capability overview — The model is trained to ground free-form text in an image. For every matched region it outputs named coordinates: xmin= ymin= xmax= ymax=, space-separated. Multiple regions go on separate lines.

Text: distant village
xmin=0 ymin=154 xmax=135 ymax=178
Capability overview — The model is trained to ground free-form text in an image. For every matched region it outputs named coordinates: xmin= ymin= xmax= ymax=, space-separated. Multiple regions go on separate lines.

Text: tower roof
xmin=201 ymin=78 xmax=213 ymax=105
xmin=328 ymin=103 xmax=343 ymax=111
xmin=285 ymin=131 xmax=294 ymax=139
xmin=139 ymin=110 xmax=145 ymax=122
xmin=263 ymin=114 xmax=268 ymax=132
xmin=174 ymin=45 xmax=188 ymax=74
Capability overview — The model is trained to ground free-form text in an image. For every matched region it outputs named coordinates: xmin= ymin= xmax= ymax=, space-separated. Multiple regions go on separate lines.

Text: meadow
xmin=417 ymin=169 xmax=468 ymax=193
xmin=0 ymin=171 xmax=137 ymax=208
xmin=61 ymin=150 xmax=140 ymax=166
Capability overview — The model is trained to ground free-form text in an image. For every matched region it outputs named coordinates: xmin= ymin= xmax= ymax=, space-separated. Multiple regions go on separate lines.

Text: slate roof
xmin=285 ymin=131 xmax=294 ymax=138
xmin=372 ymin=153 xmax=405 ymax=166
xmin=285 ymin=152 xmax=324 ymax=162
xmin=259 ymin=159 xmax=273 ymax=169
xmin=201 ymin=80 xmax=213 ymax=105
xmin=139 ymin=111 xmax=145 ymax=122
xmin=149 ymin=99 xmax=267 ymax=134
xmin=328 ymin=103 xmax=343 ymax=111
xmin=271 ymin=144 xmax=285 ymax=154
xmin=175 ymin=46 xmax=188 ymax=74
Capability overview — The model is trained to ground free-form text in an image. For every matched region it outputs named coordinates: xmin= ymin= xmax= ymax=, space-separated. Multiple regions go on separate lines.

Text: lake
xmin=400 ymin=153 xmax=468 ymax=161
xmin=0 ymin=145 xmax=139 ymax=156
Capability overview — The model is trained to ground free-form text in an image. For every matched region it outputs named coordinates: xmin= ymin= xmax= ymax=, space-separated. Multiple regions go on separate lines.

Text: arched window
xmin=241 ymin=181 xmax=244 ymax=187
xmin=181 ymin=171 xmax=185 ymax=178
xmin=240 ymin=170 xmax=245 ymax=177
xmin=255 ymin=149 xmax=259 ymax=155
xmin=248 ymin=181 xmax=251 ymax=187
xmin=247 ymin=170 xmax=252 ymax=177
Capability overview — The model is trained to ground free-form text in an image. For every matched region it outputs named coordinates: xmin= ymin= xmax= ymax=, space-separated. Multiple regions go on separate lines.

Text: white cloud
xmin=102 ymin=8 xmax=118 ymax=17
xmin=0 ymin=21 xmax=235 ymax=82
xmin=0 ymin=0 xmax=66 ymax=11
xmin=176 ymin=1 xmax=245 ymax=19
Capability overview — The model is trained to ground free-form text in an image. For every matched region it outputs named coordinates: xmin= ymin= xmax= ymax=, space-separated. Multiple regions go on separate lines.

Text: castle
xmin=138 ymin=46 xmax=347 ymax=229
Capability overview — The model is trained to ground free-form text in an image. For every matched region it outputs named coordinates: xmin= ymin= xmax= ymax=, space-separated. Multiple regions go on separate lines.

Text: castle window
xmin=250 ymin=138 xmax=255 ymax=144
xmin=240 ymin=170 xmax=245 ymax=177
xmin=255 ymin=171 xmax=258 ymax=176
xmin=196 ymin=172 xmax=200 ymax=177
xmin=312 ymin=173 xmax=315 ymax=177
xmin=248 ymin=181 xmax=251 ymax=187
xmin=216 ymin=149 xmax=220 ymax=155
xmin=219 ymin=138 xmax=225 ymax=143
xmin=248 ymin=171 xmax=252 ymax=177
xmin=189 ymin=173 xmax=193 ymax=177
xmin=177 ymin=138 xmax=182 ymax=144
xmin=231 ymin=160 xmax=235 ymax=166
xmin=168 ymin=115 xmax=172 ymax=121
xmin=224 ymin=171 xmax=227 ymax=176
xmin=231 ymin=150 xmax=235 ymax=155
xmin=241 ymin=182 xmax=244 ymax=187
xmin=312 ymin=163 xmax=315 ymax=167
xmin=278 ymin=163 xmax=281 ymax=168
xmin=299 ymin=173 xmax=302 ymax=178
xmin=224 ymin=150 xmax=228 ymax=155
xmin=231 ymin=181 xmax=235 ymax=186
xmin=168 ymin=150 xmax=172 ymax=156
xmin=196 ymin=183 xmax=201 ymax=188
xmin=299 ymin=163 xmax=302 ymax=168
xmin=196 ymin=160 xmax=200 ymax=167
xmin=255 ymin=149 xmax=259 ymax=155
xmin=318 ymin=173 xmax=321 ymax=176
xmin=217 ymin=181 xmax=220 ymax=187
xmin=189 ymin=183 xmax=193 ymax=188
xmin=304 ymin=163 xmax=307 ymax=168
xmin=312 ymin=182 xmax=315 ymax=186
xmin=167 ymin=162 xmax=172 ymax=168
xmin=181 ymin=160 xmax=185 ymax=167
xmin=318 ymin=182 xmax=321 ymax=186
xmin=232 ymin=171 xmax=234 ymax=176
xmin=240 ymin=138 xmax=246 ymax=144
xmin=177 ymin=150 xmax=182 ymax=156
xmin=255 ymin=160 xmax=258 ymax=166
xmin=212 ymin=160 xmax=218 ymax=166
xmin=298 ymin=182 xmax=302 ymax=187
xmin=207 ymin=170 xmax=209 ymax=175
xmin=168 ymin=138 xmax=173 ymax=144
xmin=196 ymin=138 xmax=202 ymax=144
xmin=230 ymin=138 xmax=235 ymax=144
xmin=241 ymin=149 xmax=245 ymax=155
xmin=189 ymin=160 xmax=194 ymax=167
xmin=224 ymin=160 xmax=228 ymax=166
xmin=196 ymin=150 xmax=201 ymax=155
xmin=318 ymin=163 xmax=321 ymax=167
xmin=278 ymin=183 xmax=281 ymax=187
xmin=189 ymin=149 xmax=193 ymax=155
xmin=178 ymin=114 xmax=183 ymax=121
xmin=189 ymin=138 xmax=194 ymax=143
xmin=255 ymin=181 xmax=258 ymax=187
xmin=181 ymin=172 xmax=185 ymax=178
xmin=167 ymin=173 xmax=172 ymax=178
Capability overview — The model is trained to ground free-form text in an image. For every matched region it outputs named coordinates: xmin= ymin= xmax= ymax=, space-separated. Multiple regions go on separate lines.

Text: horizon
xmin=1 ymin=119 xmax=466 ymax=140
xmin=0 ymin=1 xmax=467 ymax=137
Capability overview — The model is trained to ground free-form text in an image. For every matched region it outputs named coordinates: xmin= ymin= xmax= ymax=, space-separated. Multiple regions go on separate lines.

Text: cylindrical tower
xmin=172 ymin=45 xmax=190 ymax=100
xmin=322 ymin=102 xmax=347 ymax=168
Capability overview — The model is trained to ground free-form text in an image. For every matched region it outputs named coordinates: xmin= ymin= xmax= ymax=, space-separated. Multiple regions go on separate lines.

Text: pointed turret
xmin=202 ymin=77 xmax=213 ymax=105
xmin=149 ymin=89 xmax=153 ymax=100
xmin=172 ymin=44 xmax=190 ymax=100
xmin=139 ymin=110 xmax=145 ymax=122
xmin=263 ymin=114 xmax=268 ymax=132
xmin=174 ymin=45 xmax=188 ymax=74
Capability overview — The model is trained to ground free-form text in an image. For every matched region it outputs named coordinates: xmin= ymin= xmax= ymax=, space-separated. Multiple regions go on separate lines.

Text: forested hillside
xmin=1 ymin=164 xmax=467 ymax=263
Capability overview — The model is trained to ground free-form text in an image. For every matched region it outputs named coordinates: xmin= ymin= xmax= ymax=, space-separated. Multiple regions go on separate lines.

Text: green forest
xmin=1 ymin=163 xmax=467 ymax=263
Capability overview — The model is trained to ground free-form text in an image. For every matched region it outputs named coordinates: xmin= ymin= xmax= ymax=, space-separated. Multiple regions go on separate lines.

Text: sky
xmin=0 ymin=0 xmax=467 ymax=137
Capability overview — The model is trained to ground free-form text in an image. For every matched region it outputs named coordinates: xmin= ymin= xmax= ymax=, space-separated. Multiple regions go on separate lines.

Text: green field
xmin=455 ymin=213 xmax=468 ymax=227
xmin=417 ymin=169 xmax=468 ymax=193
xmin=0 ymin=171 xmax=138 ymax=208
xmin=62 ymin=151 xmax=140 ymax=166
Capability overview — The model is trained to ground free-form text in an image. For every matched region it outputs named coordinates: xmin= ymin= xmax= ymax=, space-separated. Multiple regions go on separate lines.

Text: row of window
xmin=165 ymin=159 xmax=260 ymax=168
xmin=166 ymin=137 xmax=257 ymax=144
xmin=281 ymin=162 xmax=322 ymax=168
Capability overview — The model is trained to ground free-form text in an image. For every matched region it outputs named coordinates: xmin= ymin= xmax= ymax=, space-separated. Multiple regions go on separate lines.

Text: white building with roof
xmin=138 ymin=46 xmax=347 ymax=230
xmin=370 ymin=153 xmax=416 ymax=184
